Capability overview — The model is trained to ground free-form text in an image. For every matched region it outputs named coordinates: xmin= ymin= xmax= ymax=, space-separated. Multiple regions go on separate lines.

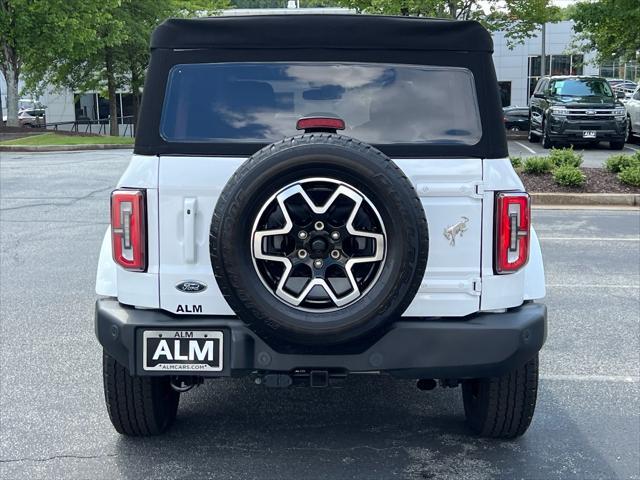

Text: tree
xmin=231 ymin=0 xmax=284 ymax=7
xmin=231 ymin=0 xmax=340 ymax=6
xmin=0 ymin=1 xmax=105 ymax=127
xmin=0 ymin=0 xmax=23 ymax=126
xmin=333 ymin=0 xmax=560 ymax=47
xmin=22 ymin=0 xmax=228 ymax=136
xmin=116 ymin=1 xmax=230 ymax=134
xmin=570 ymin=0 xmax=640 ymax=66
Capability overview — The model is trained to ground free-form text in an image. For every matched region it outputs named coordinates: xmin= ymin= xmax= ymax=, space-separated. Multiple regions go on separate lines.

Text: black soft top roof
xmin=136 ymin=15 xmax=507 ymax=158
xmin=151 ymin=15 xmax=493 ymax=53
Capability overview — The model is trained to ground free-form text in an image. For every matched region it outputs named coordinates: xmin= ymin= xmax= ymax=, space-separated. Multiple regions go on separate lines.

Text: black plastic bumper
xmin=95 ymin=299 xmax=547 ymax=379
xmin=548 ymin=117 xmax=626 ymax=141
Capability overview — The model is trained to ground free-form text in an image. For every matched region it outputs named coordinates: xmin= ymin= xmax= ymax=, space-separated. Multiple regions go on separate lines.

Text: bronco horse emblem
xmin=443 ymin=217 xmax=469 ymax=246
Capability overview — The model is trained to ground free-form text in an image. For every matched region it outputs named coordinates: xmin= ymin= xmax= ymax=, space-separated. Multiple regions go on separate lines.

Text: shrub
xmin=618 ymin=165 xmax=640 ymax=187
xmin=510 ymin=156 xmax=523 ymax=168
xmin=523 ymin=156 xmax=553 ymax=174
xmin=552 ymin=165 xmax=586 ymax=187
xmin=605 ymin=153 xmax=640 ymax=173
xmin=548 ymin=147 xmax=583 ymax=168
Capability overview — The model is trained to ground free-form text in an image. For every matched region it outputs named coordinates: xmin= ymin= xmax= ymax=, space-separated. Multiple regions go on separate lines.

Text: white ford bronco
xmin=96 ymin=15 xmax=547 ymax=438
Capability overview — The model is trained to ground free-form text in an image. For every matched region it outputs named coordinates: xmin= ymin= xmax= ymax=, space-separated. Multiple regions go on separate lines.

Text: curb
xmin=531 ymin=192 xmax=640 ymax=207
xmin=0 ymin=144 xmax=133 ymax=152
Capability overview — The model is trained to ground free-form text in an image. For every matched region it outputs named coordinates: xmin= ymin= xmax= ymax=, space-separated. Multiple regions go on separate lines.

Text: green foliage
xmin=570 ymin=0 xmax=640 ymax=64
xmin=618 ymin=166 xmax=640 ymax=187
xmin=0 ymin=132 xmax=134 ymax=146
xmin=510 ymin=156 xmax=523 ymax=168
xmin=17 ymin=0 xmax=229 ymax=135
xmin=552 ymin=165 xmax=585 ymax=187
xmin=231 ymin=0 xmax=284 ymax=6
xmin=231 ymin=0 xmax=339 ymax=6
xmin=548 ymin=147 xmax=583 ymax=168
xmin=22 ymin=0 xmax=228 ymax=95
xmin=1 ymin=0 xmax=111 ymax=125
xmin=605 ymin=153 xmax=640 ymax=173
xmin=332 ymin=0 xmax=560 ymax=47
xmin=523 ymin=156 xmax=553 ymax=174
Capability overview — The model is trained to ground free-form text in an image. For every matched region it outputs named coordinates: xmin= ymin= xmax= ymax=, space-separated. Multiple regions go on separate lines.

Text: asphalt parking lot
xmin=1 ymin=150 xmax=639 ymax=480
xmin=508 ymin=138 xmax=640 ymax=168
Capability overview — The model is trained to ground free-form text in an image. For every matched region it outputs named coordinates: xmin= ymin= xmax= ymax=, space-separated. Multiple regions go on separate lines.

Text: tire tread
xmin=463 ymin=354 xmax=539 ymax=439
xmin=102 ymin=351 xmax=179 ymax=436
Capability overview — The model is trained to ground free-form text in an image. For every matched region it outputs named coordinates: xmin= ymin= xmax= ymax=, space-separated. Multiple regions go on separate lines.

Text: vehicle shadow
xmin=112 ymin=375 xmax=620 ymax=479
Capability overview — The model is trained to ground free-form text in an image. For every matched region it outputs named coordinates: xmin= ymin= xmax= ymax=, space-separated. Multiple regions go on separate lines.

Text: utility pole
xmin=540 ymin=22 xmax=546 ymax=77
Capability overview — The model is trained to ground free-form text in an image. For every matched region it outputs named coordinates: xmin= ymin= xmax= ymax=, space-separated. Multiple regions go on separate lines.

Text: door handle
xmin=183 ymin=197 xmax=197 ymax=263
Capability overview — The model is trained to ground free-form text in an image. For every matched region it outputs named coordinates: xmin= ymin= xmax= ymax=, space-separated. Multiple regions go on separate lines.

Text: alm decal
xmin=176 ymin=304 xmax=203 ymax=313
xmin=152 ymin=338 xmax=214 ymax=362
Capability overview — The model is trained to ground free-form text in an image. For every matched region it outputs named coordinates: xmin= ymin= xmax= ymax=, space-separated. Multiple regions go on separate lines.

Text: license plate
xmin=582 ymin=131 xmax=597 ymax=138
xmin=143 ymin=330 xmax=223 ymax=372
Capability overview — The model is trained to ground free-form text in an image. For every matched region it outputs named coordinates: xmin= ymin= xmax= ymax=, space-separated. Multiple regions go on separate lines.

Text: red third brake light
xmin=495 ymin=192 xmax=530 ymax=274
xmin=296 ymin=117 xmax=346 ymax=132
xmin=111 ymin=189 xmax=146 ymax=271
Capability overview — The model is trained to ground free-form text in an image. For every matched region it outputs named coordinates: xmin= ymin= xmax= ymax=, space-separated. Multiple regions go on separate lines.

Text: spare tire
xmin=211 ymin=134 xmax=428 ymax=346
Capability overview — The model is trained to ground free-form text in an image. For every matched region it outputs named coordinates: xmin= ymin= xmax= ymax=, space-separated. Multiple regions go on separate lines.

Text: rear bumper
xmin=95 ymin=298 xmax=547 ymax=379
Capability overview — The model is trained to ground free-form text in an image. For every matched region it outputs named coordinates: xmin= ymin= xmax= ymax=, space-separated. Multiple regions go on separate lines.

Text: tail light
xmin=111 ymin=189 xmax=146 ymax=271
xmin=495 ymin=192 xmax=530 ymax=274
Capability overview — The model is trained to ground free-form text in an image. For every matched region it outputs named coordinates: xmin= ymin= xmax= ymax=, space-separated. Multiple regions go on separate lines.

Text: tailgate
xmin=157 ymin=156 xmax=482 ymax=317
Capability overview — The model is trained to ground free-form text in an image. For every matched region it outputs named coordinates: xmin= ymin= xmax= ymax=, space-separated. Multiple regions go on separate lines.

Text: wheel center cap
xmin=310 ymin=237 xmax=328 ymax=255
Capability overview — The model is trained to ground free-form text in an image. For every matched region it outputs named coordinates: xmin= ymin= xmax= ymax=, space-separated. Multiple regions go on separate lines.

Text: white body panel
xmin=95 ymin=229 xmax=117 ymax=297
xmin=627 ymin=87 xmax=640 ymax=135
xmin=95 ymin=155 xmax=545 ymax=314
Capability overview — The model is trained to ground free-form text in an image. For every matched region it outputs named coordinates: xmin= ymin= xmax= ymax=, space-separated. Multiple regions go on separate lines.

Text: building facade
xmin=493 ymin=21 xmax=597 ymax=107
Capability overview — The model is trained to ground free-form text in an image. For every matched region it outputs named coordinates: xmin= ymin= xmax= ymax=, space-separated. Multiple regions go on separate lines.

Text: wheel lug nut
xmin=331 ymin=231 xmax=340 ymax=240
xmin=330 ymin=250 xmax=340 ymax=259
xmin=313 ymin=259 xmax=323 ymax=269
xmin=314 ymin=221 xmax=324 ymax=231
xmin=298 ymin=231 xmax=308 ymax=240
xmin=297 ymin=249 xmax=308 ymax=259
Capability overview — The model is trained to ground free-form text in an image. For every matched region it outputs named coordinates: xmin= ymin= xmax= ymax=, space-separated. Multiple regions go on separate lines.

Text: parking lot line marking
xmin=541 ymin=374 xmax=639 ymax=383
xmin=546 ymin=284 xmax=640 ymax=289
xmin=514 ymin=141 xmax=537 ymax=154
xmin=624 ymin=145 xmax=639 ymax=152
xmin=539 ymin=236 xmax=640 ymax=241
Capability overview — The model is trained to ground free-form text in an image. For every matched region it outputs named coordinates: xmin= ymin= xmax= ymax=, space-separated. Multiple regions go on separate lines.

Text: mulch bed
xmin=519 ymin=168 xmax=640 ymax=194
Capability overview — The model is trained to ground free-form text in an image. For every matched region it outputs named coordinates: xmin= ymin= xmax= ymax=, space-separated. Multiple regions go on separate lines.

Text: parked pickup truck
xmin=95 ymin=14 xmax=547 ymax=439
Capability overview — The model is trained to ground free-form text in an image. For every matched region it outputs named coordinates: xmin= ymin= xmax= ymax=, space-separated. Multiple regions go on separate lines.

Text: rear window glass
xmin=160 ymin=62 xmax=482 ymax=146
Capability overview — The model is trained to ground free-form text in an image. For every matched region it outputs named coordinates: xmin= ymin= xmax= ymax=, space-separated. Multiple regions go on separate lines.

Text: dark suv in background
xmin=528 ymin=75 xmax=627 ymax=149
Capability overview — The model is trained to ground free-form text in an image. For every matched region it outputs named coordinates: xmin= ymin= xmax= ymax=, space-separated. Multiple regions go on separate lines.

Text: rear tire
xmin=103 ymin=351 xmax=180 ymax=436
xmin=609 ymin=140 xmax=625 ymax=150
xmin=462 ymin=354 xmax=539 ymax=439
xmin=527 ymin=128 xmax=539 ymax=143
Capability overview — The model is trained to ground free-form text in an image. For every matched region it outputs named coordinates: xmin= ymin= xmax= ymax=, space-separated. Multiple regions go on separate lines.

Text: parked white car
xmin=626 ymin=86 xmax=640 ymax=139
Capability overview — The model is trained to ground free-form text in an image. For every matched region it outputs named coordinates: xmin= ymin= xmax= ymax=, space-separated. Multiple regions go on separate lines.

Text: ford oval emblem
xmin=176 ymin=280 xmax=207 ymax=293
